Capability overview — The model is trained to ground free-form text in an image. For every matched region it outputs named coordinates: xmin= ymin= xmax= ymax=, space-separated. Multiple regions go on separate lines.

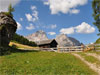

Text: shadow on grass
xmin=0 ymin=46 xmax=40 ymax=56
xmin=10 ymin=47 xmax=40 ymax=53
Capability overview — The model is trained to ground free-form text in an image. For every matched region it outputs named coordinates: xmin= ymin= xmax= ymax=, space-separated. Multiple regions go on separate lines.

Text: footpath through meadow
xmin=72 ymin=53 xmax=100 ymax=75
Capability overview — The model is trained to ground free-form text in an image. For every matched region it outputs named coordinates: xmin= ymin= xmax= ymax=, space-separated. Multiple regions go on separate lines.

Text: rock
xmin=55 ymin=34 xmax=73 ymax=47
xmin=0 ymin=12 xmax=17 ymax=47
xmin=25 ymin=30 xmax=81 ymax=47
xmin=55 ymin=34 xmax=81 ymax=47
xmin=25 ymin=30 xmax=48 ymax=43
xmin=68 ymin=37 xmax=81 ymax=46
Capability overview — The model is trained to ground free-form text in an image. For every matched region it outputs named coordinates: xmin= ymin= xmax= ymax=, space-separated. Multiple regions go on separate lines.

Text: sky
xmin=0 ymin=0 xmax=99 ymax=44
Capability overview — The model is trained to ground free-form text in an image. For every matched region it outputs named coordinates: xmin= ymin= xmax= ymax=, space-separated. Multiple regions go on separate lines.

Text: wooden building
xmin=37 ymin=39 xmax=58 ymax=48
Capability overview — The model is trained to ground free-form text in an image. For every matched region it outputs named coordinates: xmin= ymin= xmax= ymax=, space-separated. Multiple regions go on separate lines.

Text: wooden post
xmin=81 ymin=45 xmax=84 ymax=52
xmin=57 ymin=45 xmax=60 ymax=53
xmin=94 ymin=44 xmax=95 ymax=51
xmin=57 ymin=47 xmax=60 ymax=53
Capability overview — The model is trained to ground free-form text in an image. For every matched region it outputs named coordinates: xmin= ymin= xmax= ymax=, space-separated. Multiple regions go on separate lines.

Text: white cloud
xmin=32 ymin=10 xmax=39 ymax=22
xmin=48 ymin=32 xmax=56 ymax=35
xmin=75 ymin=22 xmax=95 ymax=34
xmin=25 ymin=5 xmax=39 ymax=22
xmin=60 ymin=22 xmax=95 ymax=34
xmin=31 ymin=5 xmax=37 ymax=10
xmin=20 ymin=18 xmax=23 ymax=21
xmin=17 ymin=22 xmax=22 ymax=30
xmin=60 ymin=27 xmax=75 ymax=34
xmin=26 ymin=24 xmax=35 ymax=30
xmin=0 ymin=0 xmax=21 ymax=12
xmin=43 ymin=0 xmax=87 ymax=14
xmin=50 ymin=24 xmax=57 ymax=29
xmin=25 ymin=14 xmax=32 ymax=22
xmin=38 ymin=24 xmax=57 ymax=29
xmin=70 ymin=9 xmax=80 ymax=14
xmin=44 ymin=1 xmax=49 ymax=5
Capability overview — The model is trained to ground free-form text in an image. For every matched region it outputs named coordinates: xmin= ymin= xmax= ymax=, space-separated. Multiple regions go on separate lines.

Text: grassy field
xmin=0 ymin=51 xmax=97 ymax=75
xmin=0 ymin=42 xmax=99 ymax=75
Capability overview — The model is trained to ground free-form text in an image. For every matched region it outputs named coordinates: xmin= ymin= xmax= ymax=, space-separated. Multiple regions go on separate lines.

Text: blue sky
xmin=0 ymin=0 xmax=99 ymax=44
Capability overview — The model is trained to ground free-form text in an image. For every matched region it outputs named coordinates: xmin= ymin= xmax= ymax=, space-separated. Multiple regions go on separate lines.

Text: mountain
xmin=68 ymin=37 xmax=81 ymax=46
xmin=25 ymin=30 xmax=48 ymax=43
xmin=55 ymin=34 xmax=73 ymax=47
xmin=55 ymin=34 xmax=81 ymax=47
xmin=25 ymin=30 xmax=81 ymax=47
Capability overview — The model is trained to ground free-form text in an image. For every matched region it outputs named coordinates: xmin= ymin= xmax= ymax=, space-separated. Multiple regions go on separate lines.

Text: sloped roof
xmin=37 ymin=39 xmax=55 ymax=45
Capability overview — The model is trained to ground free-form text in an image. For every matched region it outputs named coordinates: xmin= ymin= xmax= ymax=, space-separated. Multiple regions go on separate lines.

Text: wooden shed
xmin=37 ymin=39 xmax=58 ymax=48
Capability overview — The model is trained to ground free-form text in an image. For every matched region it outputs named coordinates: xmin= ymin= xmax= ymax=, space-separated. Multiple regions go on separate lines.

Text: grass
xmin=85 ymin=51 xmax=100 ymax=54
xmin=94 ymin=52 xmax=100 ymax=54
xmin=78 ymin=52 xmax=100 ymax=66
xmin=0 ymin=51 xmax=97 ymax=75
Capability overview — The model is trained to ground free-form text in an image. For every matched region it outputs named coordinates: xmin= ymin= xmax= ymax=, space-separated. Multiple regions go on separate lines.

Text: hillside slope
xmin=95 ymin=38 xmax=100 ymax=44
xmin=9 ymin=42 xmax=39 ymax=49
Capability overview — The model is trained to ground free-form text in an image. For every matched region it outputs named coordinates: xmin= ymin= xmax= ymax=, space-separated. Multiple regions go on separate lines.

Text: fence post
xmin=94 ymin=44 xmax=95 ymax=51
xmin=81 ymin=45 xmax=84 ymax=52
xmin=57 ymin=47 xmax=60 ymax=53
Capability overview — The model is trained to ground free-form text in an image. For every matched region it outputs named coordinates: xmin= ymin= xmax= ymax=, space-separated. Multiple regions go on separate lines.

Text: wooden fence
xmin=18 ymin=44 xmax=100 ymax=53
xmin=39 ymin=46 xmax=84 ymax=52
xmin=57 ymin=46 xmax=84 ymax=52
xmin=39 ymin=44 xmax=100 ymax=52
xmin=88 ymin=44 xmax=100 ymax=51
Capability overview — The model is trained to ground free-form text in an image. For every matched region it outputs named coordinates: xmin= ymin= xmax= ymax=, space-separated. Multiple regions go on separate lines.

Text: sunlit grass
xmin=9 ymin=42 xmax=39 ymax=49
xmin=78 ymin=52 xmax=100 ymax=66
xmin=0 ymin=51 xmax=96 ymax=75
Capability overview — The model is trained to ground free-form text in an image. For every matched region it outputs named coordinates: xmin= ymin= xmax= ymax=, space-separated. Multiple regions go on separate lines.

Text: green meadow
xmin=0 ymin=51 xmax=97 ymax=75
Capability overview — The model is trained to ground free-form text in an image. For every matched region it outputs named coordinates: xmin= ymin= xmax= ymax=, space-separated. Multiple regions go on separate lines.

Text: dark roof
xmin=37 ymin=39 xmax=55 ymax=45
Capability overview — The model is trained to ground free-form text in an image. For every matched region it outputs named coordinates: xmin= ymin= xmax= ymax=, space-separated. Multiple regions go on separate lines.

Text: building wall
xmin=38 ymin=40 xmax=58 ymax=48
xmin=39 ymin=44 xmax=50 ymax=48
xmin=50 ymin=40 xmax=58 ymax=48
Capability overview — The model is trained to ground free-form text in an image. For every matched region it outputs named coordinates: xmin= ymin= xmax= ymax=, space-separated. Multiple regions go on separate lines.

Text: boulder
xmin=0 ymin=12 xmax=17 ymax=47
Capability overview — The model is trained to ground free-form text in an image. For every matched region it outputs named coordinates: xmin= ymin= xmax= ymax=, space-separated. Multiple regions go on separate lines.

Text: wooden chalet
xmin=37 ymin=39 xmax=58 ymax=48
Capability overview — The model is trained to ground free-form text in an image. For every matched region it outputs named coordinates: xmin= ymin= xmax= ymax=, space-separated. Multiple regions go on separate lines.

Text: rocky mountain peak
xmin=26 ymin=31 xmax=81 ymax=47
xmin=25 ymin=30 xmax=48 ymax=42
xmin=55 ymin=34 xmax=74 ymax=47
xmin=36 ymin=30 xmax=45 ymax=33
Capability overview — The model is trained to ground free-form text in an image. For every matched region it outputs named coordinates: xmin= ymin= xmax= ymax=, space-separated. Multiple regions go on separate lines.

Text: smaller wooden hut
xmin=37 ymin=39 xmax=58 ymax=48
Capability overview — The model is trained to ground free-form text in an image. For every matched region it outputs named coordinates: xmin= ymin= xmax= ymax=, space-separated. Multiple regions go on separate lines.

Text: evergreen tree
xmin=92 ymin=0 xmax=100 ymax=35
xmin=11 ymin=33 xmax=37 ymax=47
xmin=8 ymin=4 xmax=14 ymax=17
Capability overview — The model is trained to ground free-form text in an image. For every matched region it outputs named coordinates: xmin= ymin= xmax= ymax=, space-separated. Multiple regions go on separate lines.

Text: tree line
xmin=11 ymin=33 xmax=37 ymax=47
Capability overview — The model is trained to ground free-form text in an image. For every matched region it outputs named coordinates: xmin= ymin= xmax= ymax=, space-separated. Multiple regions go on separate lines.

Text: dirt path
xmin=72 ymin=53 xmax=100 ymax=75
xmin=85 ymin=53 xmax=100 ymax=61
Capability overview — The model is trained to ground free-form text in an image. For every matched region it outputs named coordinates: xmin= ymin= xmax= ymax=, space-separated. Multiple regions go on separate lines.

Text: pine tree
xmin=8 ymin=4 xmax=14 ymax=17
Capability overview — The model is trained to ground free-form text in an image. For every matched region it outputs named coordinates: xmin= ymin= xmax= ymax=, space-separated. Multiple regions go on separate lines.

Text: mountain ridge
xmin=25 ymin=30 xmax=81 ymax=46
